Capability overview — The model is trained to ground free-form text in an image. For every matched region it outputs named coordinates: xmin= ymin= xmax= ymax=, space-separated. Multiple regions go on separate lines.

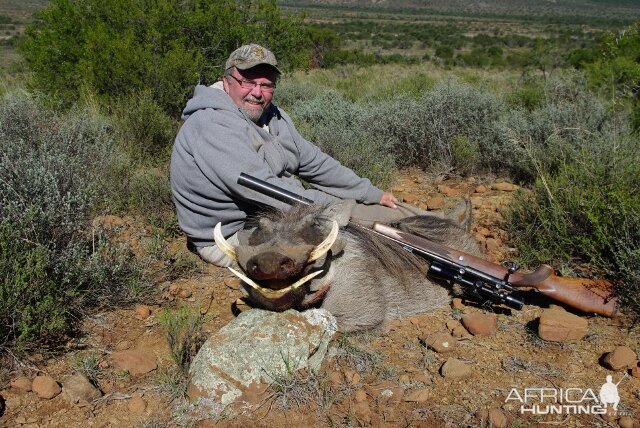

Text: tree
xmin=20 ymin=0 xmax=310 ymax=115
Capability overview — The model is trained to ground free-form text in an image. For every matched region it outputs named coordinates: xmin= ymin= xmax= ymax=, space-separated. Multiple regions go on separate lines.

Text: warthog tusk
xmin=227 ymin=267 xmax=324 ymax=297
xmin=213 ymin=222 xmax=237 ymax=261
xmin=308 ymin=220 xmax=339 ymax=263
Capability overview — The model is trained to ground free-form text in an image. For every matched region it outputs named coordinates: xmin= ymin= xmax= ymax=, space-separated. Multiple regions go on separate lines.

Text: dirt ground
xmin=1 ymin=170 xmax=639 ymax=428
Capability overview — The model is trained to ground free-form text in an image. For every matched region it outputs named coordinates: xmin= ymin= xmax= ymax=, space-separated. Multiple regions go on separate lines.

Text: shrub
xmin=111 ymin=89 xmax=178 ymax=162
xmin=19 ymin=0 xmax=311 ymax=117
xmin=505 ymin=134 xmax=640 ymax=316
xmin=159 ymin=305 xmax=207 ymax=374
xmin=366 ymin=79 xmax=505 ymax=176
xmin=583 ymin=22 xmax=640 ymax=131
xmin=497 ymin=73 xmax=628 ymax=181
xmin=0 ymin=92 xmax=149 ymax=347
xmin=289 ymin=89 xmax=396 ymax=188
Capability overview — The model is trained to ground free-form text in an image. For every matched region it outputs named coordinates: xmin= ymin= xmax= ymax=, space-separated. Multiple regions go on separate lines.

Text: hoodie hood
xmin=182 ymin=83 xmax=237 ymax=121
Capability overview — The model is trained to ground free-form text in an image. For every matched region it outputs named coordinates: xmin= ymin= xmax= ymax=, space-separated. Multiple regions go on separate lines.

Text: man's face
xmin=223 ymin=65 xmax=278 ymax=123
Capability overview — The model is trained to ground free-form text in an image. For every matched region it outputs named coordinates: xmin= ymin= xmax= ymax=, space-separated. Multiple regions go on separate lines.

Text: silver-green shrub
xmin=367 ymin=79 xmax=505 ymax=175
xmin=288 ymin=88 xmax=396 ymax=188
xmin=0 ymin=92 xmax=148 ymax=346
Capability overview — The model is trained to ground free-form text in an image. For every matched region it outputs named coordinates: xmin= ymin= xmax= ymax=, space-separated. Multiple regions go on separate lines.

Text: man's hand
xmin=379 ymin=192 xmax=398 ymax=209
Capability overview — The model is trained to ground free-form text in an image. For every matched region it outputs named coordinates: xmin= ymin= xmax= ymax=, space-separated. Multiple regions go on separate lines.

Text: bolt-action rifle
xmin=237 ymin=173 xmax=619 ymax=317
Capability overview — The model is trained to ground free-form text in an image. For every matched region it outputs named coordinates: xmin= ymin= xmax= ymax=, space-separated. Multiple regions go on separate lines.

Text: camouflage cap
xmin=225 ymin=44 xmax=281 ymax=74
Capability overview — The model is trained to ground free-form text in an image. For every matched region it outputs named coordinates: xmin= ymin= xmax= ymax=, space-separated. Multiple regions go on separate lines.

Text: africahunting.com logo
xmin=505 ymin=375 xmax=628 ymax=415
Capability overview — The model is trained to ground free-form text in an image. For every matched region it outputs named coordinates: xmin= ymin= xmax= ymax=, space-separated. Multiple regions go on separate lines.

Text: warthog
xmin=214 ymin=203 xmax=481 ymax=332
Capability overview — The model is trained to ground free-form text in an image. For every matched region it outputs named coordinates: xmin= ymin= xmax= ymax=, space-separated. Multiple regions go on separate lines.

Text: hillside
xmin=277 ymin=0 xmax=640 ymax=21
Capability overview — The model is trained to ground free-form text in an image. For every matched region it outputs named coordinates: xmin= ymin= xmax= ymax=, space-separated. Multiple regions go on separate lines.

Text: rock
xmin=134 ymin=305 xmax=151 ymax=320
xmin=475 ymin=409 xmax=488 ymax=423
xmin=474 ymin=226 xmax=492 ymax=237
xmin=10 ymin=376 xmax=32 ymax=392
xmin=403 ymin=388 xmax=431 ymax=402
xmin=423 ymin=332 xmax=456 ymax=353
xmin=32 ymin=375 xmax=62 ymax=399
xmin=188 ymin=309 xmax=337 ymax=406
xmin=223 ymin=276 xmax=241 ymax=289
xmin=62 ymin=373 xmax=102 ymax=405
xmin=617 ymin=416 xmax=633 ymax=428
xmin=451 ymin=298 xmax=465 ymax=310
xmin=602 ymin=346 xmax=637 ymax=370
xmin=351 ymin=372 xmax=361 ymax=385
xmin=110 ymin=349 xmax=158 ymax=375
xmin=128 ymin=396 xmax=147 ymax=413
xmin=492 ymin=182 xmax=517 ymax=192
xmin=402 ymin=193 xmax=419 ymax=204
xmin=631 ymin=365 xmax=640 ymax=378
xmin=329 ymin=371 xmax=343 ymax=385
xmin=412 ymin=371 xmax=432 ymax=385
xmin=364 ymin=381 xmax=404 ymax=404
xmin=474 ymin=184 xmax=487 ymax=193
xmin=437 ymin=184 xmax=462 ymax=197
xmin=115 ymin=340 xmax=134 ymax=351
xmin=461 ymin=313 xmax=497 ymax=336
xmin=179 ymin=288 xmax=192 ymax=299
xmin=538 ymin=307 xmax=588 ymax=342
xmin=354 ymin=389 xmax=367 ymax=403
xmin=488 ymin=408 xmax=508 ymax=428
xmin=168 ymin=284 xmax=180 ymax=295
xmin=440 ymin=358 xmax=472 ymax=378
xmin=446 ymin=320 xmax=472 ymax=339
xmin=353 ymin=401 xmax=371 ymax=424
xmin=425 ymin=196 xmax=445 ymax=210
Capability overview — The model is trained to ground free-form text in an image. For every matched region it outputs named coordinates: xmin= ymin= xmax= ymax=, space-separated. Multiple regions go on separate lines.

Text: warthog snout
xmin=246 ymin=251 xmax=302 ymax=283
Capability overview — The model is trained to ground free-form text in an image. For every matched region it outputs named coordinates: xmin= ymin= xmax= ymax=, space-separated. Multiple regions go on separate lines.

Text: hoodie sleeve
xmin=277 ymin=110 xmax=384 ymax=205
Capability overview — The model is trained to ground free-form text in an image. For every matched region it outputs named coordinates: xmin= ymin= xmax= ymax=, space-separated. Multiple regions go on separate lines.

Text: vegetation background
xmin=1 ymin=0 xmax=639 ymax=374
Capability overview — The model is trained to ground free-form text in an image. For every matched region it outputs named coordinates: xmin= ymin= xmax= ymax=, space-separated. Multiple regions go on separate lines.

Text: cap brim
xmin=234 ymin=61 xmax=281 ymax=75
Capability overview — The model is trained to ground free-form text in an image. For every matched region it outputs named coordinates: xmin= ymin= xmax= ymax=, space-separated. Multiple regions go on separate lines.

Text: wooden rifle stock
xmin=372 ymin=223 xmax=619 ymax=317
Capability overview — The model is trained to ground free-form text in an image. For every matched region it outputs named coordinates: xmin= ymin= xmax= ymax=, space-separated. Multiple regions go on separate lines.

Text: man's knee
xmin=192 ymin=233 xmax=239 ymax=267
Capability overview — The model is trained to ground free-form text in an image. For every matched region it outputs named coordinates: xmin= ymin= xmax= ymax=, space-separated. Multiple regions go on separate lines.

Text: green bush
xmin=19 ymin=0 xmax=310 ymax=117
xmin=0 ymin=92 xmax=149 ymax=347
xmin=160 ymin=305 xmax=207 ymax=374
xmin=583 ymin=22 xmax=640 ymax=130
xmin=111 ymin=89 xmax=177 ymax=162
xmin=505 ymin=134 xmax=640 ymax=316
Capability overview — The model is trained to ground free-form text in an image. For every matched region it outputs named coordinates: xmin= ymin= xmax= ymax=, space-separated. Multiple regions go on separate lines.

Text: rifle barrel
xmin=238 ymin=173 xmax=313 ymax=206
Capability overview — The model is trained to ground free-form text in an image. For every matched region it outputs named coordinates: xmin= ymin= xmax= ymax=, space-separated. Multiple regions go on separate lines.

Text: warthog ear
xmin=445 ymin=198 xmax=473 ymax=231
xmin=321 ymin=199 xmax=356 ymax=227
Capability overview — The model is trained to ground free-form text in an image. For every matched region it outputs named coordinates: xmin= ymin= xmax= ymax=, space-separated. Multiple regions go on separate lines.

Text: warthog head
xmin=214 ymin=205 xmax=343 ymax=311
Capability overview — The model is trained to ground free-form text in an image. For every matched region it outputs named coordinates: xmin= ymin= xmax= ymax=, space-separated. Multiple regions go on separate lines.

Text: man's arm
xmin=276 ymin=110 xmax=386 ymax=205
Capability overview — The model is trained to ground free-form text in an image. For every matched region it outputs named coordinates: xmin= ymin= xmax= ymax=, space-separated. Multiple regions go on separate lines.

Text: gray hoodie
xmin=170 ymin=84 xmax=384 ymax=246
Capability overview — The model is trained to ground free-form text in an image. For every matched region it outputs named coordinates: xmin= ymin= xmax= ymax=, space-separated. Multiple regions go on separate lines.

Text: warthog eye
xmin=248 ymin=228 xmax=271 ymax=246
xmin=298 ymin=222 xmax=327 ymax=245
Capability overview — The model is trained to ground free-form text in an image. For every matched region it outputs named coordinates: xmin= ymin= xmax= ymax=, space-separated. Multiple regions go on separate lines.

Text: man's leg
xmin=193 ymin=232 xmax=240 ymax=267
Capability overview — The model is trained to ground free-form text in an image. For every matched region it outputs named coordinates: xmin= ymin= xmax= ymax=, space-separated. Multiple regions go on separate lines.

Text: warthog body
xmin=216 ymin=203 xmax=481 ymax=332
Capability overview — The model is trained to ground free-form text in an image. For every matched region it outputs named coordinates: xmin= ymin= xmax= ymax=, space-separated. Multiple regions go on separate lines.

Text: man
xmin=170 ymin=43 xmax=426 ymax=267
